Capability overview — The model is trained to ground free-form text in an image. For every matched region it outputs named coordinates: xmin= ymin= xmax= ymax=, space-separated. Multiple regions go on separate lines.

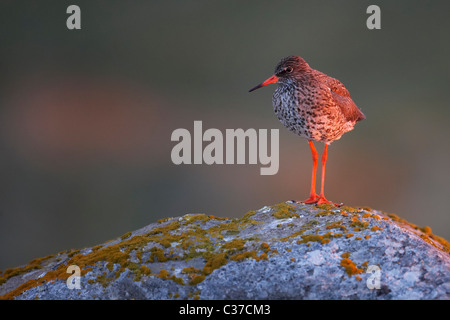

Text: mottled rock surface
xmin=1 ymin=202 xmax=449 ymax=300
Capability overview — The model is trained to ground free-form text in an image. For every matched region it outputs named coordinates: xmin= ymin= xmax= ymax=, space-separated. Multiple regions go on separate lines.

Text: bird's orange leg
xmin=316 ymin=144 xmax=339 ymax=206
xmin=299 ymin=140 xmax=319 ymax=204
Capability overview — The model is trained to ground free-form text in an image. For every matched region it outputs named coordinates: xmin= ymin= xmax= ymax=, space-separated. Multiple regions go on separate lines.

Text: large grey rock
xmin=1 ymin=202 xmax=449 ymax=300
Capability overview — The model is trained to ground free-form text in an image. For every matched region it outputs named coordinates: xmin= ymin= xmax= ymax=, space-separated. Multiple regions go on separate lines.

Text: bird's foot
xmin=297 ymin=194 xmax=342 ymax=207
xmin=315 ymin=195 xmax=341 ymax=207
xmin=297 ymin=194 xmax=320 ymax=204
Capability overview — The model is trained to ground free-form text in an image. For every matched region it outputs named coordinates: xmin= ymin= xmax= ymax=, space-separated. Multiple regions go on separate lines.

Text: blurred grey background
xmin=1 ymin=0 xmax=449 ymax=270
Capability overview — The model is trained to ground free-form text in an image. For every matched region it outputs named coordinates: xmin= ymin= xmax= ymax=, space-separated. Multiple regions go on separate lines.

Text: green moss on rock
xmin=271 ymin=203 xmax=299 ymax=219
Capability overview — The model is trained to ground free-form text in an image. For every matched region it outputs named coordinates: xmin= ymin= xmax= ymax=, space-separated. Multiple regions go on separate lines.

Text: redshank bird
xmin=249 ymin=56 xmax=365 ymax=205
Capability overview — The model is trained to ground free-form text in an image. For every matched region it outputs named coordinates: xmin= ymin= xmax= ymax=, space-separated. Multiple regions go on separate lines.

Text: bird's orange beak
xmin=249 ymin=75 xmax=279 ymax=92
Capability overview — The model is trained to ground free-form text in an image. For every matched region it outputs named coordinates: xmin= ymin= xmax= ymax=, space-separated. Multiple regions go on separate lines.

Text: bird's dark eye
xmin=276 ymin=66 xmax=294 ymax=77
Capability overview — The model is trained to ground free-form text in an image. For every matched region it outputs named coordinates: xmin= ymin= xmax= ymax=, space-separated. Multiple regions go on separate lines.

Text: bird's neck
xmin=278 ymin=77 xmax=298 ymax=87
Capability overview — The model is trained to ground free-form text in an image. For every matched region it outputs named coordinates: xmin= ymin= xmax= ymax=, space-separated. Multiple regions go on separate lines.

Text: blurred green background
xmin=1 ymin=0 xmax=449 ymax=270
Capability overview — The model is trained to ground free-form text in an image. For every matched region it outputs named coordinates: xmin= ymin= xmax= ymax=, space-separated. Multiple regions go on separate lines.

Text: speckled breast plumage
xmin=273 ymin=75 xmax=359 ymax=144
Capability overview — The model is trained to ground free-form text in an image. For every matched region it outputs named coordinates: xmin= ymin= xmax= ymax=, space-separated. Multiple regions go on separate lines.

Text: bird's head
xmin=249 ymin=56 xmax=310 ymax=92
